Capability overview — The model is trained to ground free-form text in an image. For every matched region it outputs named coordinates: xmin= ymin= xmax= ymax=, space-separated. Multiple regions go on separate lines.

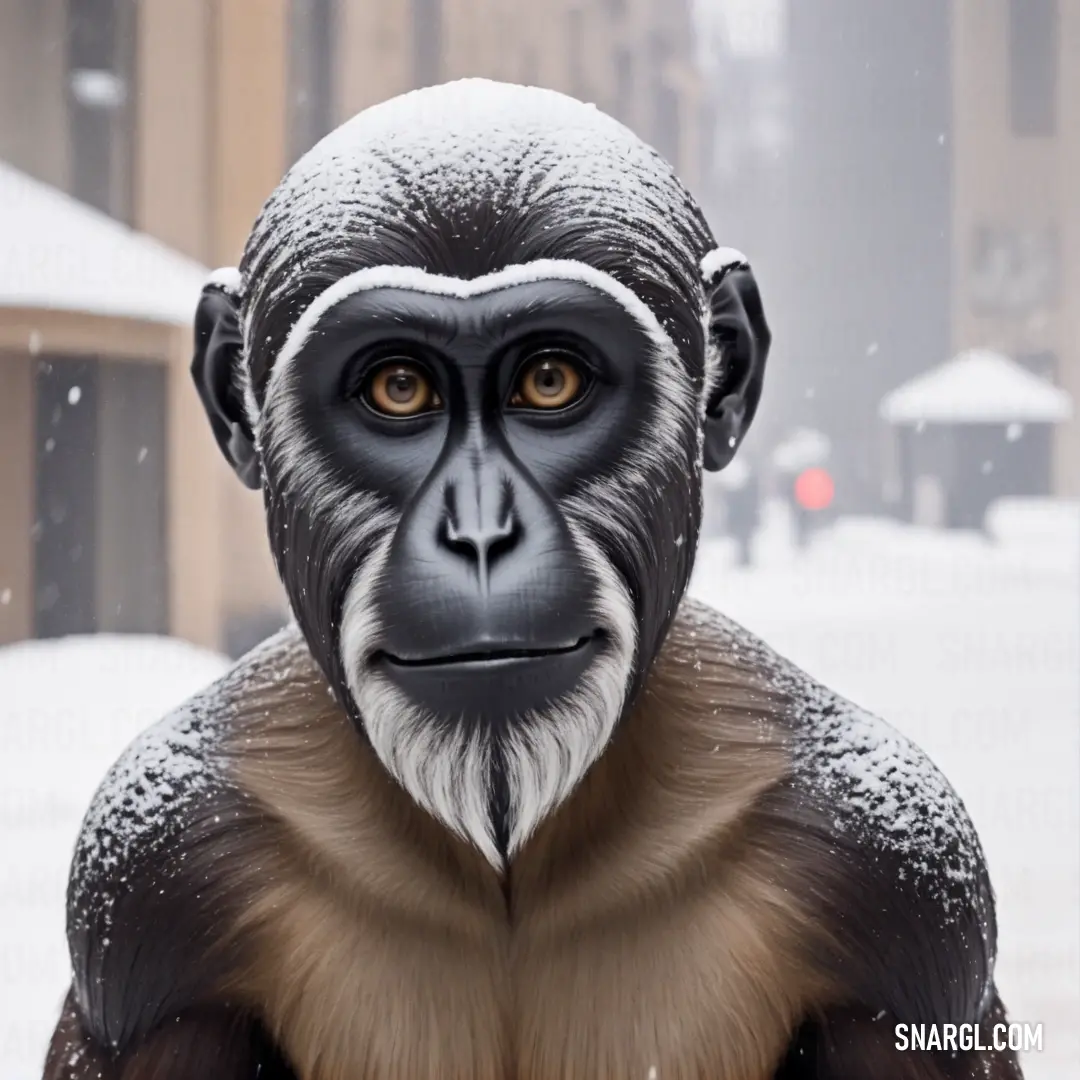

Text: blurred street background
xmin=0 ymin=2 xmax=1077 ymax=1078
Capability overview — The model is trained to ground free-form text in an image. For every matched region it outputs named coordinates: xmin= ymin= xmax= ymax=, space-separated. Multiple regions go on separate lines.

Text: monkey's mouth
xmin=376 ymin=633 xmax=598 ymax=669
xmin=371 ymin=632 xmax=603 ymax=718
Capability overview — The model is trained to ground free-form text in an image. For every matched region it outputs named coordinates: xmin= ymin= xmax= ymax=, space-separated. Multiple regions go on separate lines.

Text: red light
xmin=794 ymin=467 xmax=834 ymax=511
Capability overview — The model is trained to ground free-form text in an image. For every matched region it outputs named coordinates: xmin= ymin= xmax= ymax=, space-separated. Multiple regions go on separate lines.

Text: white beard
xmin=338 ymin=527 xmax=636 ymax=871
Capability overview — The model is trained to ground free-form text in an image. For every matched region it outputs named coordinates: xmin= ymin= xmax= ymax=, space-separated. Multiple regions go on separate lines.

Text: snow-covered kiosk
xmin=879 ymin=349 xmax=1074 ymax=530
xmin=0 ymin=160 xmax=227 ymax=649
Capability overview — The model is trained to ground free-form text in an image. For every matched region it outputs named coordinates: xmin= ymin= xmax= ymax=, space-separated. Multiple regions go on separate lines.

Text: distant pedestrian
xmin=714 ymin=457 xmax=760 ymax=566
xmin=772 ymin=428 xmax=833 ymax=551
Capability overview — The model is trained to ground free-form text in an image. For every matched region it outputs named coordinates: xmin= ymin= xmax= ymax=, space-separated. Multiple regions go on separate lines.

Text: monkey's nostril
xmin=441 ymin=516 xmax=475 ymax=558
xmin=439 ymin=511 xmax=521 ymax=568
xmin=487 ymin=514 xmax=521 ymax=565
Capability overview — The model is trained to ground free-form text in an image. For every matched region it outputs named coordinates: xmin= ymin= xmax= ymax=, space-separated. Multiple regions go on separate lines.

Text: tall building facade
xmin=951 ymin=0 xmax=1080 ymax=496
xmin=692 ymin=0 xmax=792 ymax=462
xmin=770 ymin=0 xmax=954 ymax=511
xmin=0 ymin=0 xmax=706 ymax=653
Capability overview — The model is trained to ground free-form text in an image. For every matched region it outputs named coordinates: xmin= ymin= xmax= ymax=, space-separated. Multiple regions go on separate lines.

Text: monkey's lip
xmin=373 ymin=632 xmax=600 ymax=669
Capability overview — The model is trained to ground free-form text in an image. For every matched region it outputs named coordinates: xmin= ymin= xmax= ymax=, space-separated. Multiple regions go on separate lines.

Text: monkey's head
xmin=193 ymin=80 xmax=769 ymax=868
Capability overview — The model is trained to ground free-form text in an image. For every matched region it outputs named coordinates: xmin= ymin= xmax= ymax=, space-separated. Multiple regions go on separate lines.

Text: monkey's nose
xmin=440 ymin=510 xmax=521 ymax=587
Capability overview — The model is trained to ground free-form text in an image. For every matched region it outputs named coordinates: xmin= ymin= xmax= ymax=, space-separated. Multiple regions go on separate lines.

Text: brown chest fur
xmin=220 ymin=620 xmax=833 ymax=1080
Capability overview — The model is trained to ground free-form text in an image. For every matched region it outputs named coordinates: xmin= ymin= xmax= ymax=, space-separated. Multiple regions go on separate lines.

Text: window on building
xmin=288 ymin=0 xmax=339 ymax=164
xmin=66 ymin=0 xmax=136 ymax=220
xmin=95 ymin=360 xmax=169 ymax=635
xmin=34 ymin=357 xmax=98 ymax=638
xmin=413 ymin=0 xmax=443 ymax=88
xmin=1008 ymin=0 xmax=1058 ymax=136
xmin=33 ymin=356 xmax=168 ymax=639
xmin=969 ymin=222 xmax=1060 ymax=315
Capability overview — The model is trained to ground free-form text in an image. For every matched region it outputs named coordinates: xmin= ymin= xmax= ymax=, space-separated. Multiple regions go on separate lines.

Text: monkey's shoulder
xmin=674 ymin=599 xmax=997 ymax=1024
xmin=65 ymin=645 xmax=287 ymax=1055
xmin=779 ymin=676 xmax=997 ymax=1025
xmin=679 ymin=599 xmax=992 ymax=918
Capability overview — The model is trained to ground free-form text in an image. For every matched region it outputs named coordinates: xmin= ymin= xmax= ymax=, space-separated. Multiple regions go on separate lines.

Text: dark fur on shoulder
xmin=58 ymin=652 xmax=287 ymax=1063
xmin=44 ymin=989 xmax=297 ymax=1080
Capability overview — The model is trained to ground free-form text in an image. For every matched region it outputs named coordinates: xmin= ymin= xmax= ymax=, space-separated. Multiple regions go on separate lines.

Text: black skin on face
xmin=192 ymin=262 xmax=771 ymax=732
xmin=285 ymin=281 xmax=653 ymax=722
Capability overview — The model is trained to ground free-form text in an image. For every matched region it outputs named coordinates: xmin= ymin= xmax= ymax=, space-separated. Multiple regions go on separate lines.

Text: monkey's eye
xmin=509 ymin=353 xmax=586 ymax=411
xmin=363 ymin=361 xmax=442 ymax=417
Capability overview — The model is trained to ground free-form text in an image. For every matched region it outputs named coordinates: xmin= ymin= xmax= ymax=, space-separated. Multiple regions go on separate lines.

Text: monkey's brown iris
xmin=511 ymin=355 xmax=584 ymax=410
xmin=366 ymin=363 xmax=441 ymax=416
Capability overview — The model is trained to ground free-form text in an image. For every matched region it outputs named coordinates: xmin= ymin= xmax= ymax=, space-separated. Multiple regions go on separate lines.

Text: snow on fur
xmin=678 ymin=597 xmax=989 ymax=930
xmin=67 ymin=703 xmax=219 ymax=941
xmin=239 ymin=79 xmax=712 ymax=331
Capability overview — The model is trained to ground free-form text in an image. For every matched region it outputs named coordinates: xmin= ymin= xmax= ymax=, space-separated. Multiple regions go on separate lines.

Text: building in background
xmin=0 ymin=0 xmax=706 ymax=653
xmin=764 ymin=0 xmax=954 ymax=513
xmin=0 ymin=162 xmax=213 ymax=650
xmin=950 ymin=0 xmax=1080 ymax=498
xmin=702 ymin=0 xmax=1078 ymax=511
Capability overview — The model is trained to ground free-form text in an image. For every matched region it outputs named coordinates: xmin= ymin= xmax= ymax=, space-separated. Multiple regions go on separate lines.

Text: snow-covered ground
xmin=1 ymin=501 xmax=1076 ymax=1078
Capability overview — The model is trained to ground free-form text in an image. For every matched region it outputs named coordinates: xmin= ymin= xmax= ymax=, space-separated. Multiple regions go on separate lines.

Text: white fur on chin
xmin=338 ymin=529 xmax=636 ymax=871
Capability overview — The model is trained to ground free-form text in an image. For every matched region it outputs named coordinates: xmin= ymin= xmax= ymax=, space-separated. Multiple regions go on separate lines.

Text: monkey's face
xmin=192 ymin=84 xmax=769 ymax=868
xmin=251 ymin=261 xmax=705 ymax=866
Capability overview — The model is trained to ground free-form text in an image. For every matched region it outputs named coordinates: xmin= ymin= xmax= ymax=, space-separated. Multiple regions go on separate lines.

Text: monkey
xmin=43 ymin=79 xmax=1023 ymax=1080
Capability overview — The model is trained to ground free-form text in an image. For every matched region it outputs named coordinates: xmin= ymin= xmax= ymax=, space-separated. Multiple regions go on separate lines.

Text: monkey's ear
xmin=700 ymin=249 xmax=771 ymax=472
xmin=191 ymin=274 xmax=261 ymax=490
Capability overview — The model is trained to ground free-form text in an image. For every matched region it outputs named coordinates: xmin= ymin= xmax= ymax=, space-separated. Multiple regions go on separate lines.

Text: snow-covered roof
xmin=0 ymin=159 xmax=209 ymax=326
xmin=880 ymin=348 xmax=1074 ymax=425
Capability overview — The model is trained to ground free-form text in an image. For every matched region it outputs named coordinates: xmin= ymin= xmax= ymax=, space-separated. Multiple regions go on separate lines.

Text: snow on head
xmin=700 ymin=246 xmax=749 ymax=282
xmin=238 ymin=79 xmax=715 ymax=388
xmin=205 ymin=265 xmax=243 ymax=295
